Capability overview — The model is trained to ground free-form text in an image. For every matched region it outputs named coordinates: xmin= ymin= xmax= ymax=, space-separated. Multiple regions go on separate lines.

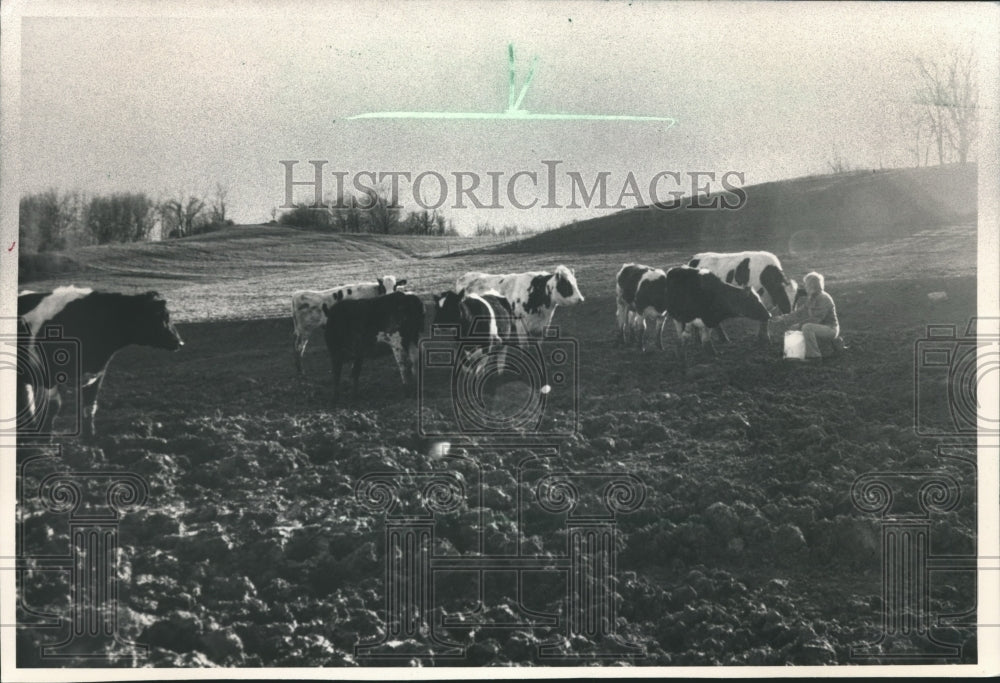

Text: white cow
xmin=455 ymin=265 xmax=584 ymax=338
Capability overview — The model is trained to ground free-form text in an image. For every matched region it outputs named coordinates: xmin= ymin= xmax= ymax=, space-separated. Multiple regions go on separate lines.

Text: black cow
xmin=664 ymin=266 xmax=771 ymax=361
xmin=433 ymin=289 xmax=520 ymax=376
xmin=616 ymin=263 xmax=671 ymax=352
xmin=17 ymin=287 xmax=184 ymax=438
xmin=321 ymin=291 xmax=424 ymax=400
xmin=688 ymin=251 xmax=798 ymax=344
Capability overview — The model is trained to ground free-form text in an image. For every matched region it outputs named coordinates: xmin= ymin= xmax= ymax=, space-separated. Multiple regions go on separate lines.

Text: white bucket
xmin=784 ymin=330 xmax=807 ymax=360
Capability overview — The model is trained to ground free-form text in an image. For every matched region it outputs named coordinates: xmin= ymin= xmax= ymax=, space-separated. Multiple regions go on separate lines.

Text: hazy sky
xmin=15 ymin=1 xmax=998 ymax=233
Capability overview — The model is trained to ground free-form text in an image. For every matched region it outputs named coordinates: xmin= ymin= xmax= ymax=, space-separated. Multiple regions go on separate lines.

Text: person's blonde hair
xmin=804 ymin=272 xmax=825 ymax=291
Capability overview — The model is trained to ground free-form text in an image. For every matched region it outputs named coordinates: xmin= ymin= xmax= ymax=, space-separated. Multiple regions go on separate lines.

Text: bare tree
xmin=19 ymin=189 xmax=79 ymax=251
xmin=328 ymin=191 xmax=362 ymax=233
xmin=209 ymin=183 xmax=229 ymax=225
xmin=362 ymin=189 xmax=402 ymax=234
xmin=85 ymin=193 xmax=157 ymax=244
xmin=161 ymin=193 xmax=206 ymax=238
xmin=826 ymin=150 xmax=854 ymax=174
xmin=911 ymin=43 xmax=979 ymax=165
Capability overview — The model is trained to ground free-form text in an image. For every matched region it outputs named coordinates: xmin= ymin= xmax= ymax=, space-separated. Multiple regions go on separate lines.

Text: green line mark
xmin=348 ymin=43 xmax=676 ymax=125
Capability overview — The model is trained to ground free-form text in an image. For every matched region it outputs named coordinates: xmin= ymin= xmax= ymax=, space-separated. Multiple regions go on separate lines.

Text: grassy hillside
xmin=19 ymin=226 xmax=512 ymax=286
xmin=17 ymin=163 xmax=977 ymax=323
xmin=492 ymin=163 xmax=976 ymax=254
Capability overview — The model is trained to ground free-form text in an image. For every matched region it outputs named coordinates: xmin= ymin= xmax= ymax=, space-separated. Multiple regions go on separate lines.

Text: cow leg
xmin=38 ymin=386 xmax=62 ymax=437
xmin=716 ymin=323 xmax=731 ymax=344
xmin=81 ymin=370 xmax=107 ymax=440
xmin=640 ymin=316 xmax=650 ymax=353
xmin=672 ymin=320 xmax=687 ymax=364
xmin=17 ymin=379 xmax=35 ymax=433
xmin=293 ymin=330 xmax=308 ymax=375
xmin=616 ymin=303 xmax=630 ymax=344
xmin=407 ymin=342 xmax=420 ymax=390
xmin=351 ymin=356 xmax=364 ymax=400
xmin=656 ymin=316 xmax=667 ymax=351
xmin=757 ymin=319 xmax=771 ymax=346
xmin=386 ymin=332 xmax=409 ymax=385
xmin=330 ymin=350 xmax=343 ymax=402
xmin=702 ymin=326 xmax=718 ymax=357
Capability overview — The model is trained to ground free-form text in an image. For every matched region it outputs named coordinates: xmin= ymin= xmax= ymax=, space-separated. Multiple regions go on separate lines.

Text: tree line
xmin=19 ymin=185 xmax=232 ymax=253
xmin=277 ymin=190 xmax=460 ymax=236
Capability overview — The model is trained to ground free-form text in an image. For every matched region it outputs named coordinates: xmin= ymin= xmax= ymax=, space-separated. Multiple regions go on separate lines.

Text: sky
xmin=13 ymin=0 xmax=999 ymax=234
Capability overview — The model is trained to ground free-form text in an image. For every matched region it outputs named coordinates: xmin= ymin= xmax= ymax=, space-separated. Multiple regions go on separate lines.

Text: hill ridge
xmin=489 ymin=163 xmax=976 ymax=255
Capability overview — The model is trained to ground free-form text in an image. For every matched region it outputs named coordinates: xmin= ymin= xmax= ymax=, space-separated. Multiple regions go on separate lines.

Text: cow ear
xmin=396 ymin=279 xmax=407 ymax=288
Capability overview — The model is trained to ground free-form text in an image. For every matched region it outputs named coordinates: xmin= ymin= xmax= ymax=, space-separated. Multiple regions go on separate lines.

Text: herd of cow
xmin=15 ymin=250 xmax=801 ymax=438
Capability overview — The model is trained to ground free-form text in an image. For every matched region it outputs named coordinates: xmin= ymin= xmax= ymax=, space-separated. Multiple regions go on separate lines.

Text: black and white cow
xmin=17 ymin=286 xmax=184 ymax=438
xmin=687 ymin=251 xmax=797 ymax=344
xmin=433 ymin=289 xmax=520 ymax=376
xmin=663 ymin=266 xmax=771 ymax=361
xmin=291 ymin=274 xmax=407 ymax=374
xmin=455 ymin=265 xmax=584 ymax=339
xmin=321 ymin=291 xmax=424 ymax=400
xmin=615 ymin=263 xmax=670 ymax=352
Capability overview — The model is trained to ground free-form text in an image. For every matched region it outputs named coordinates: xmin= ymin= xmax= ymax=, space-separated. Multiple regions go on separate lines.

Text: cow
xmin=454 ymin=265 xmax=584 ymax=339
xmin=615 ymin=263 xmax=670 ymax=352
xmin=17 ymin=287 xmax=184 ymax=438
xmin=663 ymin=266 xmax=771 ymax=361
xmin=433 ymin=289 xmax=520 ymax=376
xmin=321 ymin=291 xmax=424 ymax=401
xmin=291 ymin=275 xmax=407 ymax=374
xmin=687 ymin=251 xmax=797 ymax=344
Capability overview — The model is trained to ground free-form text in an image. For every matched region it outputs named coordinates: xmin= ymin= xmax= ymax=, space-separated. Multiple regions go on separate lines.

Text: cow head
xmin=134 ymin=292 xmax=183 ymax=350
xmin=377 ymin=275 xmax=406 ymax=295
xmin=785 ymin=278 xmax=801 ymax=311
xmin=792 ymin=280 xmax=807 ymax=309
xmin=551 ymin=265 xmax=584 ymax=305
xmin=433 ymin=290 xmax=462 ymax=325
xmin=729 ymin=286 xmax=771 ymax=322
xmin=434 ymin=289 xmax=481 ymax=340
xmin=759 ymin=264 xmax=799 ymax=314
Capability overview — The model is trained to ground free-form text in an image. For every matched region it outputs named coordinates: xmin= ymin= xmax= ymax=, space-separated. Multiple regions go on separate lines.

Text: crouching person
xmin=776 ymin=271 xmax=840 ymax=361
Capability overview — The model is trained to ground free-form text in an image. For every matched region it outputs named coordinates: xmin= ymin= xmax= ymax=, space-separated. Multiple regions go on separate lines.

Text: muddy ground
xmin=16 ymin=228 xmax=979 ymax=667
